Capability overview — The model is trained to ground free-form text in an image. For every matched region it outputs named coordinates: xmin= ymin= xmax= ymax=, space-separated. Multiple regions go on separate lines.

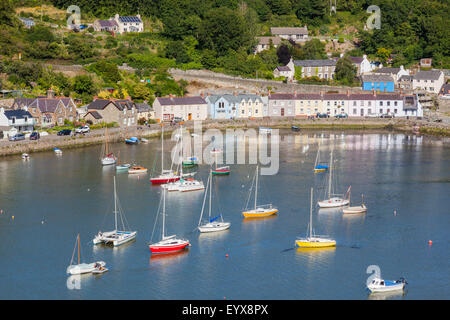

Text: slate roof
xmin=4 ymin=109 xmax=33 ymax=119
xmin=276 ymin=66 xmax=292 ymax=71
xmin=87 ymin=99 xmax=116 ymax=110
xmin=135 ymin=103 xmax=152 ymax=112
xmin=413 ymin=70 xmax=442 ymax=81
xmin=294 ymin=60 xmax=337 ymax=67
xmin=349 ymin=56 xmax=364 ymax=64
xmin=271 ymin=27 xmax=308 ymax=35
xmin=156 ymin=96 xmax=207 ymax=106
xmin=362 ymin=74 xmax=395 ymax=83
xmin=97 ymin=20 xmax=118 ymax=28
xmin=85 ymin=111 xmax=103 ymax=119
xmin=373 ymin=67 xmax=401 ymax=74
xmin=257 ymin=36 xmax=282 ymax=46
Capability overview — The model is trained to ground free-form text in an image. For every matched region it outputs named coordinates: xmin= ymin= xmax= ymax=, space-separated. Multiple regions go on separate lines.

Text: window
xmin=327 ymin=101 xmax=330 ymax=106
xmin=387 ymin=101 xmax=390 ymax=106
xmin=380 ymin=101 xmax=383 ymax=106
xmin=380 ymin=108 xmax=383 ymax=114
xmin=353 ymin=108 xmax=357 ymax=115
xmin=394 ymin=109 xmax=398 ymax=114
xmin=353 ymin=101 xmax=357 ymax=106
xmin=394 ymin=101 xmax=398 ymax=106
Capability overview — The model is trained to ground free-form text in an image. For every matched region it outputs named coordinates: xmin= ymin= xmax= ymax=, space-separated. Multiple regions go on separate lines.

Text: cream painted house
xmin=153 ymin=96 xmax=208 ymax=122
xmin=236 ymin=94 xmax=264 ymax=118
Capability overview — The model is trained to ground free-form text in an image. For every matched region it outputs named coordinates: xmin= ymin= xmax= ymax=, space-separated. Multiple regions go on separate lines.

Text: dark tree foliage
xmin=276 ymin=44 xmax=291 ymax=65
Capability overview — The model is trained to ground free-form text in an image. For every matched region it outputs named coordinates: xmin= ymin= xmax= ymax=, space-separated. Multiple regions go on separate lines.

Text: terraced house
xmin=12 ymin=93 xmax=78 ymax=127
xmin=268 ymin=92 xmax=422 ymax=118
xmin=153 ymin=96 xmax=208 ymax=122
xmin=293 ymin=60 xmax=337 ymax=80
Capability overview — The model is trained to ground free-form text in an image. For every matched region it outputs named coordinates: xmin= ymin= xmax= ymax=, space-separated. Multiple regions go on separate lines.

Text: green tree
xmin=73 ymin=75 xmax=96 ymax=96
xmin=302 ymin=39 xmax=326 ymax=60
xmin=335 ymin=56 xmax=357 ymax=85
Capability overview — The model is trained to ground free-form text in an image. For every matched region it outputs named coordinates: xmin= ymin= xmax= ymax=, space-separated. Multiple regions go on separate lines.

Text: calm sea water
xmin=0 ymin=130 xmax=448 ymax=300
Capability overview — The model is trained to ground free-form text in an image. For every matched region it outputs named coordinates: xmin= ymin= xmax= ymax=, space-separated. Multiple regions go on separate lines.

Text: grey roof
xmin=156 ymin=96 xmax=207 ymax=106
xmin=4 ymin=109 xmax=33 ymax=119
xmin=88 ymin=99 xmax=117 ymax=110
xmin=362 ymin=74 xmax=394 ymax=83
xmin=413 ymin=70 xmax=442 ymax=81
xmin=348 ymin=93 xmax=377 ymax=100
xmin=257 ymin=36 xmax=282 ymax=46
xmin=349 ymin=56 xmax=364 ymax=64
xmin=294 ymin=60 xmax=336 ymax=67
xmin=440 ymin=83 xmax=450 ymax=94
xmin=399 ymin=75 xmax=413 ymax=81
xmin=85 ymin=111 xmax=103 ymax=119
xmin=114 ymin=99 xmax=136 ymax=110
xmin=373 ymin=67 xmax=401 ymax=74
xmin=207 ymin=94 xmax=263 ymax=105
xmin=276 ymin=66 xmax=291 ymax=71
xmin=322 ymin=93 xmax=348 ymax=100
xmin=403 ymin=95 xmax=418 ymax=110
xmin=135 ymin=102 xmax=152 ymax=112
xmin=375 ymin=93 xmax=403 ymax=100
xmin=97 ymin=20 xmax=118 ymax=28
xmin=271 ymin=27 xmax=308 ymax=35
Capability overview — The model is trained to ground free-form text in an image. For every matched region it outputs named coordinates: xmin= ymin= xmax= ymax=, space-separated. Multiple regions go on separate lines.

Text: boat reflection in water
xmin=241 ymin=214 xmax=278 ymax=224
xmin=367 ymin=290 xmax=406 ymax=300
xmin=149 ymin=249 xmax=189 ymax=265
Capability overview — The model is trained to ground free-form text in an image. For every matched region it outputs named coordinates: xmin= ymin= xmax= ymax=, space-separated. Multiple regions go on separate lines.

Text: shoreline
xmin=1 ymin=118 xmax=448 ymax=157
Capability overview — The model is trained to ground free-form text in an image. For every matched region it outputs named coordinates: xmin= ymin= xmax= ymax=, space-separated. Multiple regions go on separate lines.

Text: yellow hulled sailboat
xmin=295 ymin=188 xmax=336 ymax=248
xmin=242 ymin=165 xmax=278 ymax=218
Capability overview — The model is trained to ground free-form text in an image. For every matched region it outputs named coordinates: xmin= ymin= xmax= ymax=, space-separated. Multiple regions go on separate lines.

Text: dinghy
xmin=128 ymin=166 xmax=148 ymax=174
xmin=342 ymin=189 xmax=367 ymax=214
xmin=125 ymin=137 xmax=139 ymax=144
xmin=66 ymin=234 xmax=106 ymax=275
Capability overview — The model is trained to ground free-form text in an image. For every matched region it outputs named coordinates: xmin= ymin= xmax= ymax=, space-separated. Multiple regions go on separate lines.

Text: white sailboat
xmin=198 ymin=169 xmax=230 ymax=233
xmin=67 ymin=233 xmax=106 ymax=275
xmin=241 ymin=165 xmax=278 ymax=218
xmin=313 ymin=141 xmax=328 ymax=172
xmin=101 ymin=127 xmax=116 ymax=166
xmin=342 ymin=188 xmax=367 ymax=214
xmin=150 ymin=124 xmax=180 ymax=184
xmin=317 ymin=150 xmax=350 ymax=208
xmin=295 ymin=188 xmax=336 ymax=248
xmin=162 ymin=125 xmax=204 ymax=192
xmin=149 ymin=189 xmax=190 ymax=254
xmin=93 ymin=176 xmax=137 ymax=246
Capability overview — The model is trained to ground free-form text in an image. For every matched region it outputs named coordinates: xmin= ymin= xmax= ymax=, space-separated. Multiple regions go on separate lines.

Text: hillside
xmin=0 ymin=0 xmax=449 ymax=104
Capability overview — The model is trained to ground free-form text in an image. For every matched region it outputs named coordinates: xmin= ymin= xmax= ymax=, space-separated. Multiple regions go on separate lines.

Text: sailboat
xmin=67 ymin=233 xmax=106 ymax=275
xmin=211 ymin=147 xmax=230 ymax=175
xmin=93 ymin=176 xmax=137 ymax=246
xmin=295 ymin=188 xmax=336 ymax=248
xmin=150 ymin=124 xmax=180 ymax=184
xmin=116 ymin=151 xmax=131 ymax=172
xmin=101 ymin=127 xmax=116 ymax=166
xmin=198 ymin=169 xmax=231 ymax=233
xmin=317 ymin=150 xmax=350 ymax=208
xmin=342 ymin=187 xmax=367 ymax=214
xmin=162 ymin=125 xmax=204 ymax=192
xmin=242 ymin=165 xmax=278 ymax=218
xmin=149 ymin=189 xmax=190 ymax=254
xmin=313 ymin=141 xmax=328 ymax=172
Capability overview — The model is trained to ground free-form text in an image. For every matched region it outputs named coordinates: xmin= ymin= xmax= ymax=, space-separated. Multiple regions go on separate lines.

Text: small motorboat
xmin=140 ymin=138 xmax=149 ymax=143
xmin=291 ymin=126 xmax=300 ymax=132
xmin=116 ymin=164 xmax=131 ymax=171
xmin=54 ymin=148 xmax=63 ymax=155
xmin=92 ymin=266 xmax=109 ymax=274
xmin=125 ymin=137 xmax=140 ymax=144
xmin=182 ymin=156 xmax=198 ymax=167
xmin=128 ymin=166 xmax=148 ymax=174
xmin=22 ymin=153 xmax=29 ymax=160
xmin=367 ymin=277 xmax=407 ymax=293
xmin=212 ymin=166 xmax=230 ymax=175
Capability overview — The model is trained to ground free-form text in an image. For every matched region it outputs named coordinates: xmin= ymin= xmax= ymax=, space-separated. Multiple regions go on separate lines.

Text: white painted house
xmin=113 ymin=14 xmax=144 ymax=33
xmin=412 ymin=70 xmax=445 ymax=94
xmin=349 ymin=55 xmax=373 ymax=75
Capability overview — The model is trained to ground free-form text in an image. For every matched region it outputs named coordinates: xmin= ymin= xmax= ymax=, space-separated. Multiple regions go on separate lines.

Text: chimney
xmin=347 ymin=89 xmax=350 ymax=97
xmin=47 ymin=89 xmax=55 ymax=99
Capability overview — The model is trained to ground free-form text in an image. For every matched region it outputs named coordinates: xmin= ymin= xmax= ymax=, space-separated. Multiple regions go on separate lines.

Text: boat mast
xmin=162 ymin=189 xmax=166 ymax=240
xmin=179 ymin=126 xmax=183 ymax=177
xmin=198 ymin=170 xmax=210 ymax=227
xmin=254 ymin=165 xmax=259 ymax=210
xmin=105 ymin=127 xmax=109 ymax=156
xmin=161 ymin=124 xmax=164 ymax=173
xmin=77 ymin=233 xmax=80 ymax=265
xmin=209 ymin=169 xmax=212 ymax=220
xmin=114 ymin=176 xmax=118 ymax=231
xmin=328 ymin=150 xmax=333 ymax=199
xmin=315 ymin=142 xmax=320 ymax=167
xmin=309 ymin=188 xmax=313 ymax=238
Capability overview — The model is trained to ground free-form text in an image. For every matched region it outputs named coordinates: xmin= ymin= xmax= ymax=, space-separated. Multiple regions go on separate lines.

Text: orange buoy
xmin=225 ymin=254 xmax=229 ymax=258
xmin=428 ymin=240 xmax=432 ymax=245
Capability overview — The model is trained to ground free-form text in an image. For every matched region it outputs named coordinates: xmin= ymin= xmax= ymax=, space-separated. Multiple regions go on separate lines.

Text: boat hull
xmin=128 ymin=169 xmax=147 ymax=174
xmin=343 ymin=206 xmax=367 ymax=214
xmin=295 ymin=238 xmax=336 ymax=248
xmin=149 ymin=240 xmax=190 ymax=254
xmin=93 ymin=231 xmax=137 ymax=246
xmin=212 ymin=167 xmax=230 ymax=175
xmin=198 ymin=222 xmax=231 ymax=233
xmin=368 ymin=282 xmax=405 ymax=293
xmin=101 ymin=157 xmax=116 ymax=166
xmin=318 ymin=198 xmax=350 ymax=208
xmin=150 ymin=176 xmax=181 ymax=184
xmin=242 ymin=208 xmax=278 ymax=218
xmin=66 ymin=261 xmax=106 ymax=275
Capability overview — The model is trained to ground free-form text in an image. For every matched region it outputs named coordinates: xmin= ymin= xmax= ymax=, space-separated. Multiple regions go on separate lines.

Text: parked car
xmin=30 ymin=132 xmax=40 ymax=140
xmin=58 ymin=129 xmax=73 ymax=136
xmin=316 ymin=113 xmax=330 ymax=118
xmin=335 ymin=113 xmax=348 ymax=118
xmin=380 ymin=114 xmax=394 ymax=118
xmin=75 ymin=125 xmax=90 ymax=134
xmin=173 ymin=117 xmax=184 ymax=123
xmin=9 ymin=133 xmax=25 ymax=141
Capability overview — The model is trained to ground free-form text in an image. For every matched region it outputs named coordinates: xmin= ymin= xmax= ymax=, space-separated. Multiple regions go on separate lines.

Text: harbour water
xmin=0 ymin=130 xmax=448 ymax=299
